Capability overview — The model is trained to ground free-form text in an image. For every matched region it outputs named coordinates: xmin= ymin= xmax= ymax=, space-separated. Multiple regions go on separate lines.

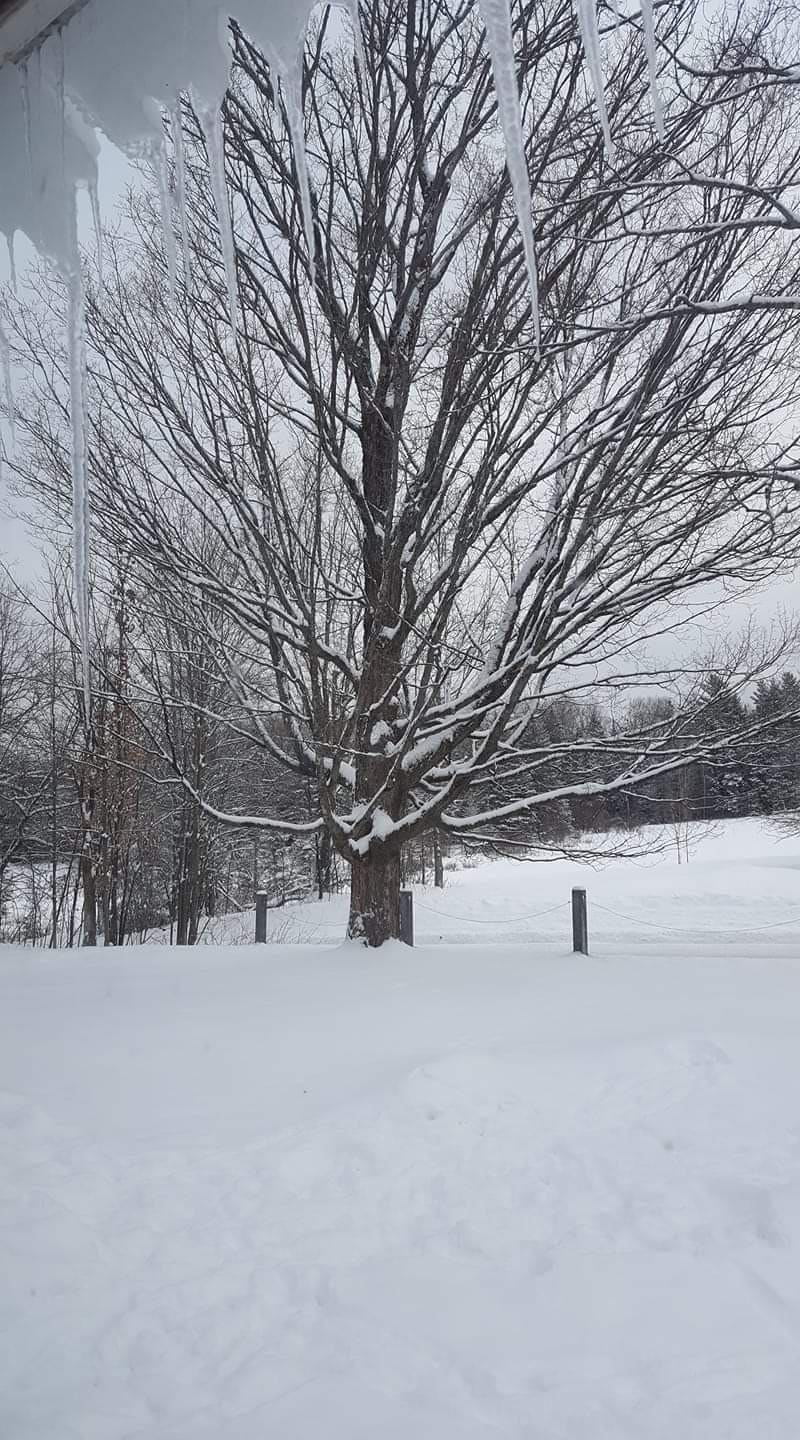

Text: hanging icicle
xmin=574 ymin=0 xmax=615 ymax=158
xmin=476 ymin=0 xmax=541 ymax=354
xmin=54 ymin=28 xmax=66 ymax=176
xmin=171 ymin=99 xmax=192 ymax=288
xmin=153 ymin=135 xmax=178 ymax=308
xmin=19 ymin=61 xmax=34 ymax=181
xmin=198 ymin=104 xmax=239 ymax=339
xmin=575 ymin=0 xmax=663 ymax=142
xmin=0 ymin=313 xmax=15 ymax=475
xmin=67 ymin=258 xmax=92 ymax=724
xmin=344 ymin=0 xmax=367 ymax=79
xmin=5 ymin=235 xmax=17 ymax=294
xmin=640 ymin=0 xmax=665 ymax=138
xmin=279 ymin=60 xmax=316 ymax=267
xmin=88 ymin=179 xmax=104 ymax=289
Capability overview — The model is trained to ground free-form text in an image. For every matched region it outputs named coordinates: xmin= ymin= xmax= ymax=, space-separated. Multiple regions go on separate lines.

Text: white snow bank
xmin=3 ymin=816 xmax=800 ymax=1436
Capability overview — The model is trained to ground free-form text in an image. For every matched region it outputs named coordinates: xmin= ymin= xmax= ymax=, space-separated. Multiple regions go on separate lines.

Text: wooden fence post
xmin=399 ymin=889 xmax=414 ymax=947
xmin=255 ymin=891 xmax=268 ymax=943
xmin=571 ymin=887 xmax=588 ymax=954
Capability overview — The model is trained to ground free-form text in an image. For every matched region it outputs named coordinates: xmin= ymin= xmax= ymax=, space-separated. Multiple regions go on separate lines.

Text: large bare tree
xmin=7 ymin=0 xmax=800 ymax=942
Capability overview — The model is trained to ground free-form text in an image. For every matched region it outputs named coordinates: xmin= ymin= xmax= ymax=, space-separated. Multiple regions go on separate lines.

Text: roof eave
xmin=0 ymin=0 xmax=89 ymax=66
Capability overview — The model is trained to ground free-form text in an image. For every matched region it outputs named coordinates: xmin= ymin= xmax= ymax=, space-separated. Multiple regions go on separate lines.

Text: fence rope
xmin=414 ymin=898 xmax=569 ymax=925
xmin=590 ymin=900 xmax=800 ymax=938
xmin=256 ymin=897 xmax=800 ymax=941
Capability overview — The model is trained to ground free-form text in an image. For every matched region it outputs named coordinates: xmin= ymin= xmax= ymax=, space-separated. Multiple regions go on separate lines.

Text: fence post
xmin=255 ymin=891 xmax=268 ymax=943
xmin=571 ymin=887 xmax=588 ymax=954
xmin=399 ymin=889 xmax=414 ymax=947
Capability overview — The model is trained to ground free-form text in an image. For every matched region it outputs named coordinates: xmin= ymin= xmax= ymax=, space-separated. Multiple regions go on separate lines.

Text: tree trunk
xmin=347 ymin=847 xmax=401 ymax=946
xmin=80 ymin=847 xmax=97 ymax=947
xmin=433 ymin=830 xmax=444 ymax=889
xmin=175 ymin=831 xmax=189 ymax=945
xmin=316 ymin=829 xmax=332 ymax=899
xmin=186 ymin=815 xmax=202 ymax=946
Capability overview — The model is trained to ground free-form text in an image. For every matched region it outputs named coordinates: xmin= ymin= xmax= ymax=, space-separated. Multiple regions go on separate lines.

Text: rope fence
xmin=590 ymin=901 xmax=800 ymax=938
xmin=414 ymin=899 xmax=569 ymax=926
xmin=255 ymin=888 xmax=800 ymax=950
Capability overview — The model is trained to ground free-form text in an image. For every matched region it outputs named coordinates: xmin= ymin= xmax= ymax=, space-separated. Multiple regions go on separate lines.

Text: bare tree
xmin=7 ymin=0 xmax=800 ymax=943
xmin=0 ymin=580 xmax=47 ymax=917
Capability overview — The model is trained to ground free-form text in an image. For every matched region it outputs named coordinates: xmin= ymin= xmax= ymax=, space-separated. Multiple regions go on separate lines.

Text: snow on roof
xmin=0 ymin=0 xmax=87 ymax=65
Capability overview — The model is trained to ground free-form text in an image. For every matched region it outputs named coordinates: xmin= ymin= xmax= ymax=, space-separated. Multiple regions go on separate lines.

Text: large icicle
xmin=640 ymin=0 xmax=665 ymax=139
xmin=344 ymin=0 xmax=367 ymax=79
xmin=171 ymin=99 xmax=192 ymax=288
xmin=198 ymin=104 xmax=239 ymax=339
xmin=54 ymin=30 xmax=66 ymax=176
xmin=476 ymin=0 xmax=540 ymax=352
xmin=19 ymin=61 xmax=33 ymax=180
xmin=67 ymin=261 xmax=92 ymax=723
xmin=88 ymin=179 xmax=104 ymax=288
xmin=574 ymin=0 xmax=615 ymax=158
xmin=279 ymin=60 xmax=316 ymax=267
xmin=0 ymin=313 xmax=15 ymax=473
xmin=0 ymin=41 xmax=99 ymax=736
xmin=5 ymin=235 xmax=17 ymax=294
xmin=153 ymin=135 xmax=178 ymax=307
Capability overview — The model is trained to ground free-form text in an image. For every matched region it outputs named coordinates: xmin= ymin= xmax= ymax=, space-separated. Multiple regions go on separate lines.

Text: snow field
xmin=2 ymin=818 xmax=800 ymax=1436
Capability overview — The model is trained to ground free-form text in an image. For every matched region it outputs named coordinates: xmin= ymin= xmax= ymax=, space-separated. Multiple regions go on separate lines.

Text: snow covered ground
xmin=3 ymin=817 xmax=800 ymax=1438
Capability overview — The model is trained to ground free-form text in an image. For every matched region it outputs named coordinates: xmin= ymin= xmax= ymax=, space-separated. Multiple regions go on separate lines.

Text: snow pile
xmin=3 ymin=819 xmax=800 ymax=1436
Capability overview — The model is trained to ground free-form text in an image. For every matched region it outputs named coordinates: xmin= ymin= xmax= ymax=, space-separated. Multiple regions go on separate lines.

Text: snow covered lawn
xmin=3 ymin=820 xmax=800 ymax=1437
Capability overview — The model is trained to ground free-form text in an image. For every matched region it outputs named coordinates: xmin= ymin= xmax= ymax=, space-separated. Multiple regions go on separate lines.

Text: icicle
xmin=574 ymin=0 xmax=615 ymax=157
xmin=30 ymin=44 xmax=43 ymax=148
xmin=88 ymin=180 xmax=104 ymax=289
xmin=153 ymin=137 xmax=178 ymax=308
xmin=67 ymin=261 xmax=92 ymax=723
xmin=0 ymin=313 xmax=15 ymax=468
xmin=476 ymin=0 xmax=541 ymax=353
xmin=19 ymin=62 xmax=33 ymax=182
xmin=170 ymin=99 xmax=192 ymax=289
xmin=55 ymin=28 xmax=66 ymax=176
xmin=343 ymin=0 xmax=367 ymax=80
xmin=640 ymin=0 xmax=665 ymax=139
xmin=6 ymin=235 xmax=17 ymax=294
xmin=198 ymin=104 xmax=239 ymax=339
xmin=280 ymin=60 xmax=316 ymax=267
